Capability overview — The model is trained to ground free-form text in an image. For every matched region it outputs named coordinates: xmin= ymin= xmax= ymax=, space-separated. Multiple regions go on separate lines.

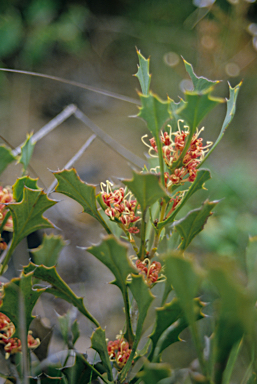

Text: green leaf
xmin=183 ymin=58 xmax=220 ymax=93
xmin=123 ymin=171 xmax=168 ymax=213
xmin=162 ymin=253 xmax=202 ymax=327
xmin=31 ymin=233 xmax=66 ymax=267
xmin=201 ymin=82 xmax=242 ymax=166
xmin=246 ymin=236 xmax=257 ymax=299
xmin=0 ymin=187 xmax=57 ymax=274
xmin=175 ymin=200 xmax=218 ymax=250
xmin=12 ymin=176 xmax=39 ymax=202
xmin=23 ymin=262 xmax=100 ymax=327
xmin=119 ymin=274 xmax=154 ymax=382
xmin=0 ymin=145 xmax=16 ymax=175
xmin=221 ymin=339 xmax=242 ymax=384
xmin=208 ymin=259 xmax=255 ymax=384
xmin=62 ymin=353 xmax=101 ymax=384
xmin=87 ymin=235 xmax=137 ymax=344
xmin=91 ymin=327 xmax=113 ymax=381
xmin=134 ymin=49 xmax=151 ymax=95
xmin=71 ymin=319 xmax=80 ymax=346
xmin=0 ymin=271 xmax=44 ymax=338
xmin=137 ymin=359 xmax=171 ymax=384
xmin=17 ymin=133 xmax=35 ymax=173
xmin=138 ymin=93 xmax=171 ymax=142
xmin=157 ymin=169 xmax=211 ymax=229
xmin=53 ymin=168 xmax=111 ymax=234
xmin=58 ymin=312 xmax=70 ymax=347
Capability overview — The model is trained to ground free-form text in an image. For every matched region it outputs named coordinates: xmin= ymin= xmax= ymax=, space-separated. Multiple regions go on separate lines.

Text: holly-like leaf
xmin=123 ymin=171 xmax=168 ymax=213
xmin=0 ymin=187 xmax=57 ymax=274
xmin=183 ymin=58 xmax=220 ymax=93
xmin=17 ymin=132 xmax=35 ymax=173
xmin=71 ymin=319 xmax=80 ymax=346
xmin=201 ymin=81 xmax=242 ymax=166
xmin=208 ymin=259 xmax=254 ymax=384
xmin=138 ymin=93 xmax=171 ymax=142
xmin=137 ymin=360 xmax=171 ymax=384
xmin=91 ymin=327 xmax=113 ymax=381
xmin=119 ymin=274 xmax=154 ymax=382
xmin=12 ymin=176 xmax=39 ymax=202
xmin=23 ymin=262 xmax=99 ymax=327
xmin=0 ymin=271 xmax=44 ymax=338
xmin=134 ymin=49 xmax=151 ymax=95
xmin=53 ymin=168 xmax=111 ymax=234
xmin=62 ymin=353 xmax=101 ymax=384
xmin=31 ymin=233 xmax=66 ymax=267
xmin=87 ymin=236 xmax=137 ymax=344
xmin=175 ymin=200 xmax=218 ymax=250
xmin=0 ymin=145 xmax=16 ymax=175
xmin=157 ymin=169 xmax=211 ymax=229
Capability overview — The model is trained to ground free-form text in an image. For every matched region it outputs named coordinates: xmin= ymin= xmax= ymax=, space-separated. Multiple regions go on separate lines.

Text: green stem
xmin=0 ymin=211 xmax=11 ymax=234
xmin=149 ymin=201 xmax=167 ymax=259
xmin=79 ymin=353 xmax=111 ymax=384
xmin=124 ymin=289 xmax=135 ymax=346
xmin=139 ymin=210 xmax=146 ymax=261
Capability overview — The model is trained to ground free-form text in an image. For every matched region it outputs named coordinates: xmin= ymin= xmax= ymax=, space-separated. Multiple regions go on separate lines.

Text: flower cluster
xmin=0 ymin=284 xmax=40 ymax=359
xmin=107 ymin=336 xmax=133 ymax=369
xmin=142 ymin=120 xmax=212 ymax=189
xmin=0 ymin=186 xmax=13 ymax=232
xmin=100 ymin=181 xmax=141 ymax=240
xmin=135 ymin=259 xmax=163 ymax=286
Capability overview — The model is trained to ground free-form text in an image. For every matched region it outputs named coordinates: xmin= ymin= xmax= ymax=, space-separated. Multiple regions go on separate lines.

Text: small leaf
xmin=134 ymin=49 xmax=151 ymax=95
xmin=119 ymin=274 xmax=154 ymax=382
xmin=58 ymin=313 xmax=70 ymax=347
xmin=23 ymin=262 xmax=99 ymax=327
xmin=31 ymin=233 xmax=66 ymax=267
xmin=201 ymin=81 xmax=242 ymax=166
xmin=157 ymin=169 xmax=211 ymax=229
xmin=0 ymin=271 xmax=44 ymax=338
xmin=53 ymin=168 xmax=111 ymax=234
xmin=0 ymin=145 xmax=16 ymax=175
xmin=123 ymin=171 xmax=168 ymax=213
xmin=12 ymin=176 xmax=39 ymax=202
xmin=183 ymin=58 xmax=220 ymax=93
xmin=137 ymin=359 xmax=171 ymax=384
xmin=0 ymin=187 xmax=57 ymax=274
xmin=175 ymin=200 xmax=218 ymax=250
xmin=91 ymin=327 xmax=113 ymax=381
xmin=71 ymin=319 xmax=80 ymax=346
xmin=17 ymin=132 xmax=35 ymax=173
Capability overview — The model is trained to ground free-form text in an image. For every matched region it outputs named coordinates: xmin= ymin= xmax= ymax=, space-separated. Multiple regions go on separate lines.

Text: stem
xmin=124 ymin=289 xmax=135 ymax=346
xmin=139 ymin=211 xmax=146 ymax=261
xmin=0 ymin=211 xmax=11 ymax=233
xmin=79 ymin=353 xmax=111 ymax=384
xmin=148 ymin=201 xmax=167 ymax=259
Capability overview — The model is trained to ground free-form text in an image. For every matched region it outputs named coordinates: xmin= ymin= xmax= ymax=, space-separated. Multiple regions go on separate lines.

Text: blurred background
xmin=0 ymin=0 xmax=257 ymax=376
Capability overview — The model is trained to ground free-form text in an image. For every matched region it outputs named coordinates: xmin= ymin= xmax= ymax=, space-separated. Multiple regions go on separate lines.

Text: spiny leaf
xmin=183 ymin=58 xmax=220 ymax=93
xmin=31 ymin=233 xmax=66 ymax=267
xmin=119 ymin=274 xmax=154 ymax=382
xmin=138 ymin=93 xmax=171 ymax=142
xmin=0 ymin=187 xmax=56 ymax=274
xmin=157 ymin=169 xmax=211 ymax=229
xmin=123 ymin=171 xmax=168 ymax=213
xmin=62 ymin=353 xmax=102 ymax=384
xmin=137 ymin=360 xmax=171 ymax=384
xmin=17 ymin=132 xmax=35 ymax=173
xmin=23 ymin=262 xmax=99 ymax=327
xmin=0 ymin=271 xmax=44 ymax=338
xmin=91 ymin=327 xmax=113 ymax=381
xmin=0 ymin=145 xmax=16 ymax=175
xmin=86 ymin=235 xmax=137 ymax=343
xmin=134 ymin=49 xmax=151 ymax=95
xmin=201 ymin=81 xmax=242 ymax=166
xmin=175 ymin=200 xmax=218 ymax=250
xmin=12 ymin=176 xmax=39 ymax=202
xmin=53 ymin=168 xmax=111 ymax=234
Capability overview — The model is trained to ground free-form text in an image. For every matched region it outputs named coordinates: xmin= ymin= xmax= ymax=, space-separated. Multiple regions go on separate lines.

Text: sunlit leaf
xmin=0 ymin=187 xmax=57 ymax=274
xmin=175 ymin=200 xmax=218 ymax=250
xmin=12 ymin=176 xmax=39 ymax=202
xmin=23 ymin=262 xmax=99 ymax=327
xmin=17 ymin=133 xmax=35 ymax=173
xmin=91 ymin=327 xmax=113 ymax=381
xmin=53 ymin=168 xmax=111 ymax=234
xmin=183 ymin=58 xmax=220 ymax=93
xmin=134 ymin=49 xmax=151 ymax=95
xmin=0 ymin=145 xmax=16 ymax=176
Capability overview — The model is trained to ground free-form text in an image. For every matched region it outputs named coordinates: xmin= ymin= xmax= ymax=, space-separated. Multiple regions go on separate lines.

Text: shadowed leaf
xmin=137 ymin=359 xmax=171 ymax=384
xmin=91 ymin=327 xmax=113 ymax=381
xmin=17 ymin=133 xmax=35 ymax=173
xmin=31 ymin=233 xmax=66 ymax=267
xmin=0 ymin=145 xmax=16 ymax=176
